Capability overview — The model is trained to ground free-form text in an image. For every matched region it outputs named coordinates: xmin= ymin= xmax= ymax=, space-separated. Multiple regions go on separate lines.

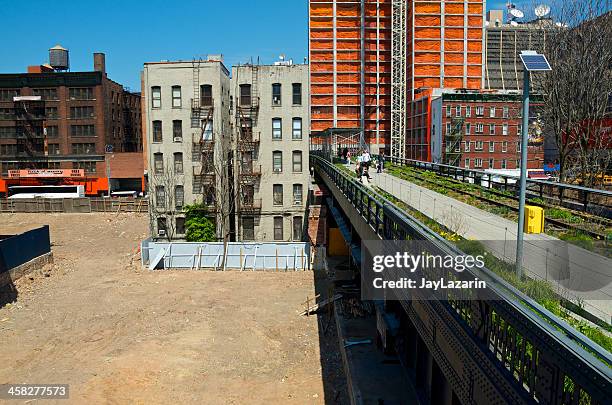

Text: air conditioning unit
xmin=274 ymin=168 xmax=282 ymax=173
xmin=174 ymin=137 xmax=182 ymax=143
xmin=158 ymin=229 xmax=166 ymax=237
xmin=294 ymin=200 xmax=302 ymax=206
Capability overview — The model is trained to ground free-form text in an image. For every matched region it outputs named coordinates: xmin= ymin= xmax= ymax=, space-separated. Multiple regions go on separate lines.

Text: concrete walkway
xmin=370 ymin=171 xmax=612 ymax=323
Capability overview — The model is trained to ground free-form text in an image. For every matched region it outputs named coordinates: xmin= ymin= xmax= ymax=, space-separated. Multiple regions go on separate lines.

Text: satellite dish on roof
xmin=535 ymin=4 xmax=551 ymax=18
xmin=509 ymin=8 xmax=524 ymax=19
xmin=510 ymin=21 xmax=519 ymax=27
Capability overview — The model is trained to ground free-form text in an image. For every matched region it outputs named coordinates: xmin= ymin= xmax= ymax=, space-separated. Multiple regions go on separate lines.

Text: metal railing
xmin=311 ymin=154 xmax=611 ymax=405
xmin=381 ymin=155 xmax=612 ymax=217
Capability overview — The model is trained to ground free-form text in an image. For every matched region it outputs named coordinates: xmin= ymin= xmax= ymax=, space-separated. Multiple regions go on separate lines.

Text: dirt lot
xmin=0 ymin=213 xmax=346 ymax=404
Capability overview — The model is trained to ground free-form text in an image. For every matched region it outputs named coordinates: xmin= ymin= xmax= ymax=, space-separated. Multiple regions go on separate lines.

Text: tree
xmin=532 ymin=1 xmax=612 ymax=186
xmin=148 ymin=157 xmax=181 ymax=241
xmin=184 ymin=204 xmax=216 ymax=242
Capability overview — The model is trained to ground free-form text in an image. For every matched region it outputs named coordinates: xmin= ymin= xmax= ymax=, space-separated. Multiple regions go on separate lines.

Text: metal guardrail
xmin=380 ymin=155 xmax=612 ymax=217
xmin=312 ymin=154 xmax=611 ymax=405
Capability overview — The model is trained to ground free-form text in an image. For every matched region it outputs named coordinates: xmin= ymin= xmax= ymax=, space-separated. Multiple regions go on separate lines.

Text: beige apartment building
xmin=232 ymin=63 xmax=310 ymax=242
xmin=143 ymin=57 xmax=309 ymax=242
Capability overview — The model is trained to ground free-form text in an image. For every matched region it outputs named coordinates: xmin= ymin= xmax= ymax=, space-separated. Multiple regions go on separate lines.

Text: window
xmin=0 ymin=89 xmax=20 ymax=101
xmin=273 ymin=217 xmax=283 ymax=240
xmin=273 ymin=184 xmax=283 ymax=205
xmin=273 ymin=151 xmax=282 ymax=172
xmin=0 ymin=108 xmax=14 ymax=120
xmin=292 ymin=83 xmax=302 ymax=105
xmin=73 ymin=161 xmax=96 ymax=173
xmin=70 ymin=106 xmax=94 ymax=119
xmin=293 ymin=217 xmax=302 ymax=241
xmin=157 ymin=217 xmax=167 ymax=235
xmin=0 ymin=144 xmax=17 ymax=156
xmin=292 ymin=118 xmax=302 ymax=140
xmin=445 ymin=123 xmax=451 ymax=135
xmin=517 ymin=124 xmax=522 ymax=136
xmin=475 ymin=158 xmax=483 ymax=168
xmin=173 ymin=120 xmax=182 ymax=141
xmin=503 ymin=106 xmax=509 ymax=118
xmin=242 ymin=185 xmax=255 ymax=205
xmin=71 ymin=143 xmax=96 ymax=154
xmin=155 ymin=186 xmax=166 ymax=208
xmin=466 ymin=106 xmax=472 ymax=117
xmin=175 ymin=186 xmax=184 ymax=209
xmin=464 ymin=141 xmax=471 ymax=152
xmin=151 ymin=86 xmax=161 ymax=108
xmin=293 ymin=184 xmax=303 ymax=204
xmin=201 ymin=85 xmax=212 ymax=107
xmin=502 ymin=123 xmax=509 ymax=136
xmin=203 ymin=120 xmax=213 ymax=141
xmin=464 ymin=158 xmax=470 ymax=168
xmin=153 ymin=120 xmax=162 ymax=142
xmin=0 ymin=127 xmax=17 ymax=139
xmin=71 ymin=125 xmax=95 ymax=137
xmin=475 ymin=141 xmax=484 ymax=151
xmin=47 ymin=143 xmax=60 ymax=155
xmin=489 ymin=141 xmax=495 ymax=153
xmin=45 ymin=107 xmax=58 ymax=119
xmin=292 ymin=151 xmax=302 ymax=172
xmin=502 ymin=141 xmax=508 ymax=152
xmin=517 ymin=142 xmax=521 ymax=152
xmin=465 ymin=123 xmax=471 ymax=135
xmin=272 ymin=118 xmax=282 ymax=139
xmin=501 ymin=159 xmax=508 ymax=169
xmin=476 ymin=106 xmax=484 ymax=116
xmin=272 ymin=83 xmax=281 ymax=105
xmin=240 ymin=84 xmax=252 ymax=106
xmin=488 ymin=158 xmax=495 ymax=169
xmin=489 ymin=107 xmax=496 ymax=118
xmin=174 ymin=152 xmax=183 ymax=174
xmin=172 ymin=86 xmax=182 ymax=108
xmin=154 ymin=153 xmax=164 ymax=174
xmin=33 ymin=88 xmax=58 ymax=100
xmin=446 ymin=105 xmax=451 ymax=117
xmin=489 ymin=124 xmax=496 ymax=135
xmin=476 ymin=123 xmax=484 ymax=134
xmin=46 ymin=126 xmax=58 ymax=138
xmin=243 ymin=217 xmax=255 ymax=240
xmin=176 ymin=217 xmax=186 ymax=234
xmin=69 ymin=87 xmax=94 ymax=100
xmin=455 ymin=105 xmax=461 ymax=117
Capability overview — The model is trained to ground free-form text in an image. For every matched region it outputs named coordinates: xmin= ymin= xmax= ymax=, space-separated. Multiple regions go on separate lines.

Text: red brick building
xmin=406 ymin=89 xmax=544 ymax=171
xmin=0 ymin=52 xmax=143 ymax=196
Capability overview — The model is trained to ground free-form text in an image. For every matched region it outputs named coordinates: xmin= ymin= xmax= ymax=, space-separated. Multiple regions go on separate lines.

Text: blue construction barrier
xmin=0 ymin=226 xmax=51 ymax=274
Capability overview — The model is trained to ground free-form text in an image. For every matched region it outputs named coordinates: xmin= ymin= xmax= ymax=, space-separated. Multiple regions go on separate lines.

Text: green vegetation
xmin=375 ymin=187 xmax=612 ymax=355
xmin=184 ymin=204 xmax=216 ymax=242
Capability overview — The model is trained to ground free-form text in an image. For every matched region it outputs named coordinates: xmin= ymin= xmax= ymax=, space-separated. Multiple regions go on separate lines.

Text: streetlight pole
xmin=515 ymin=50 xmax=551 ymax=278
xmin=516 ymin=68 xmax=530 ymax=278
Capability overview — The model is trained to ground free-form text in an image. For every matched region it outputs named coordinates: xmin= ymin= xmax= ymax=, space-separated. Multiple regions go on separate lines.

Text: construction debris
xmin=300 ymin=294 xmax=342 ymax=316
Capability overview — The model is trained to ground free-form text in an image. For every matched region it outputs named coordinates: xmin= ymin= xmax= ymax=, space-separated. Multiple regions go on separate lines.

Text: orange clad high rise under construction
xmin=308 ymin=0 xmax=485 ymax=154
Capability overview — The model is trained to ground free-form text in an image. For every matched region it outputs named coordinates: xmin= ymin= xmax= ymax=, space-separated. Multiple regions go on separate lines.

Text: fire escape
xmin=192 ymin=59 xmax=216 ymax=209
xmin=445 ymin=117 xmax=465 ymax=167
xmin=14 ymin=96 xmax=47 ymax=169
xmin=237 ymin=65 xmax=262 ymax=214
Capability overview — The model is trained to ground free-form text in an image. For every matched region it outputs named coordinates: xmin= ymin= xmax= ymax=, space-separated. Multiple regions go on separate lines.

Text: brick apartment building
xmin=407 ymin=88 xmax=544 ymax=171
xmin=0 ymin=50 xmax=143 ymax=196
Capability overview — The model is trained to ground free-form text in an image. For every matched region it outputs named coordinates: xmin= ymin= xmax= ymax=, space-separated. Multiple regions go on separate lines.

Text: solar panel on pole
xmin=520 ymin=54 xmax=552 ymax=71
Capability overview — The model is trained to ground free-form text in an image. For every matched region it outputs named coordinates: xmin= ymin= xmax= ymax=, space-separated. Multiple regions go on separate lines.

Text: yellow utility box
xmin=328 ymin=228 xmax=350 ymax=256
xmin=524 ymin=206 xmax=545 ymax=234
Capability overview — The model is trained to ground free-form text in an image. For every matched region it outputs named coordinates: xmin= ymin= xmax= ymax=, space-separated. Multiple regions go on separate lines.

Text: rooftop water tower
xmin=49 ymin=44 xmax=69 ymax=71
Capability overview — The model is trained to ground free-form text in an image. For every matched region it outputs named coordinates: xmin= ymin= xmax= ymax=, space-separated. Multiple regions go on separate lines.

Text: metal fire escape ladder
xmin=391 ymin=0 xmax=407 ymax=159
xmin=445 ymin=117 xmax=465 ymax=166
xmin=14 ymin=98 xmax=47 ymax=169
xmin=191 ymin=58 xmax=202 ymax=128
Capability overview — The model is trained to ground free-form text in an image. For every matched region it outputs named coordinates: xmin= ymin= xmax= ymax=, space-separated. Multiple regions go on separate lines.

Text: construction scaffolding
xmin=391 ymin=0 xmax=407 ymax=159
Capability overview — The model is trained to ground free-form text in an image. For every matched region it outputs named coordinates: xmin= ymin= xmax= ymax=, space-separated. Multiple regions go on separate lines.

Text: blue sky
xmin=1 ymin=0 xmax=510 ymax=91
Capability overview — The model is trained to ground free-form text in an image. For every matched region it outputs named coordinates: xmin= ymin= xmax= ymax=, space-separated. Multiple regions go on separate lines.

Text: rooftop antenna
xmin=507 ymin=2 xmax=524 ymax=23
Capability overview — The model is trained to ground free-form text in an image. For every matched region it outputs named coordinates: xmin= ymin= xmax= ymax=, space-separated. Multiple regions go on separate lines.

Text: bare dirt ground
xmin=0 ymin=213 xmax=347 ymax=404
